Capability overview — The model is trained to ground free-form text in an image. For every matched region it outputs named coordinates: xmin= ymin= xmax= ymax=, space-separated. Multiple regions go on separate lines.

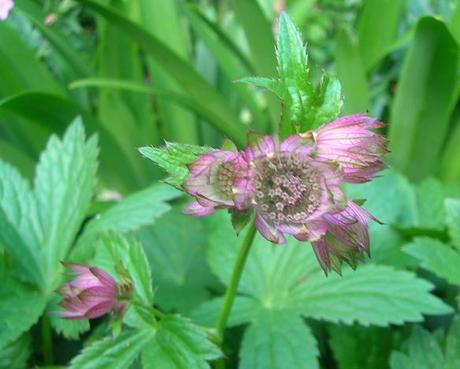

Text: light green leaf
xmin=390 ymin=326 xmax=444 ymax=369
xmin=34 ymin=118 xmax=98 ymax=290
xmin=389 ymin=17 xmax=459 ymax=181
xmin=191 ymin=296 xmax=262 ymax=328
xmin=141 ymin=315 xmax=221 ymax=369
xmin=94 ymin=234 xmax=153 ymax=305
xmin=335 ymin=29 xmax=370 ymax=114
xmin=0 ymin=278 xmax=46 ymax=348
xmin=139 ymin=206 xmax=217 ymax=313
xmin=81 ymin=0 xmax=246 ymax=146
xmin=329 ymin=324 xmax=394 ymax=369
xmin=404 ymin=237 xmax=460 ymax=286
xmin=69 ymin=329 xmax=154 ymax=369
xmin=0 ymin=334 xmax=31 ymax=369
xmin=287 ymin=264 xmax=452 ymax=326
xmin=139 ymin=143 xmax=212 ymax=188
xmin=446 ymin=316 xmax=460 ymax=369
xmin=445 ymin=198 xmax=460 ymax=250
xmin=239 ymin=311 xmax=318 ymax=369
xmin=78 ymin=183 xmax=180 ymax=247
xmin=0 ymin=161 xmax=43 ymax=285
xmin=413 ymin=178 xmax=445 ymax=231
xmin=357 ymin=0 xmax=405 ymax=71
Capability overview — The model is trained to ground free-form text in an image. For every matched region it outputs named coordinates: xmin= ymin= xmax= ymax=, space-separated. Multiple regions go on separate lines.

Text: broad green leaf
xmin=0 ymin=161 xmax=43 ymax=285
xmin=16 ymin=0 xmax=92 ymax=78
xmin=390 ymin=326 xmax=444 ymax=369
xmin=69 ymin=329 xmax=154 ymax=369
xmin=139 ymin=206 xmax=217 ymax=313
xmin=412 ymin=178 xmax=446 ymax=231
xmin=0 ymin=334 xmax=31 ymax=369
xmin=369 ymin=224 xmax=416 ymax=269
xmin=335 ymin=29 xmax=370 ymax=114
xmin=207 ymin=212 xmax=318 ymax=306
xmin=207 ymin=212 xmax=450 ymax=327
xmin=82 ymin=0 xmax=246 ymax=146
xmin=191 ymin=296 xmax=262 ymax=328
xmin=445 ymin=198 xmax=460 ymax=250
xmin=404 ymin=237 xmax=460 ymax=286
xmin=142 ymin=315 xmax=221 ymax=369
xmin=0 ymin=23 xmax=62 ymax=97
xmin=183 ymin=5 xmax=269 ymax=131
xmin=34 ymin=118 xmax=98 ymax=290
xmin=357 ymin=0 xmax=405 ymax=71
xmin=239 ymin=311 xmax=319 ymax=369
xmin=329 ymin=324 xmax=394 ymax=369
xmin=446 ymin=316 xmax=460 ymax=369
xmin=287 ymin=264 xmax=452 ymax=326
xmin=137 ymin=0 xmax=199 ymax=144
xmin=441 ymin=115 xmax=460 ymax=182
xmin=389 ymin=17 xmax=459 ymax=181
xmin=78 ymin=183 xmax=180 ymax=247
xmin=0 ymin=278 xmax=46 ymax=348
xmin=345 ymin=169 xmax=415 ymax=225
xmin=139 ymin=143 xmax=212 ymax=188
xmin=94 ymin=234 xmax=153 ymax=305
xmin=0 ymin=91 xmax=140 ymax=192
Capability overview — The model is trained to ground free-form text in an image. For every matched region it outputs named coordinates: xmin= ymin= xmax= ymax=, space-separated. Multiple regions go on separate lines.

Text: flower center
xmin=216 ymin=162 xmax=236 ymax=198
xmin=253 ymin=153 xmax=321 ymax=224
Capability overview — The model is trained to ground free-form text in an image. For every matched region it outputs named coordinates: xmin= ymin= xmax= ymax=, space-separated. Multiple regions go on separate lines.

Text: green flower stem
xmin=41 ymin=314 xmax=54 ymax=365
xmin=215 ymin=220 xmax=257 ymax=338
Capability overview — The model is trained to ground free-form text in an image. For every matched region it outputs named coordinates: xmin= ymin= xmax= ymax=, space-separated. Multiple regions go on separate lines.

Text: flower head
xmin=0 ymin=0 xmax=13 ymax=21
xmin=183 ymin=150 xmax=253 ymax=216
xmin=182 ymin=114 xmax=387 ymax=272
xmin=58 ymin=263 xmax=124 ymax=320
xmin=306 ymin=114 xmax=387 ymax=183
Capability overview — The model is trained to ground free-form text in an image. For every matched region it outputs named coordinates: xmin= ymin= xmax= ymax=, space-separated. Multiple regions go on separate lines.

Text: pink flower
xmin=182 ymin=114 xmax=386 ymax=272
xmin=0 ymin=0 xmax=13 ymax=21
xmin=307 ymin=114 xmax=387 ymax=183
xmin=183 ymin=150 xmax=253 ymax=216
xmin=244 ymin=133 xmax=383 ymax=272
xmin=58 ymin=263 xmax=123 ymax=320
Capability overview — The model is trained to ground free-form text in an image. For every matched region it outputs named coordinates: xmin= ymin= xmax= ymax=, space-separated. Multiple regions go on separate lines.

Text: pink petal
xmin=255 ymin=214 xmax=286 ymax=244
xmin=183 ymin=201 xmax=217 ymax=217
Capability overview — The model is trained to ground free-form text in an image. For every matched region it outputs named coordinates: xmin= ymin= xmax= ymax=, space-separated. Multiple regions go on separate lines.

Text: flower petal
xmin=183 ymin=200 xmax=218 ymax=217
xmin=255 ymin=214 xmax=286 ymax=244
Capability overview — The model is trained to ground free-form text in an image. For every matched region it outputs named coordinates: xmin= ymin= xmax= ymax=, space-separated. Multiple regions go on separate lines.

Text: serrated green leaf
xmin=445 ymin=198 xmax=460 ymax=250
xmin=0 ymin=161 xmax=43 ymax=285
xmin=413 ymin=178 xmax=445 ymax=231
xmin=141 ymin=315 xmax=221 ymax=369
xmin=390 ymin=326 xmax=444 ymax=369
xmin=404 ymin=237 xmax=460 ymax=286
xmin=287 ymin=264 xmax=452 ymax=326
xmin=139 ymin=206 xmax=217 ymax=313
xmin=69 ymin=328 xmax=154 ymax=369
xmin=0 ymin=278 xmax=46 ymax=348
xmin=239 ymin=311 xmax=319 ymax=369
xmin=73 ymin=183 xmax=180 ymax=260
xmin=446 ymin=316 xmax=460 ymax=369
xmin=0 ymin=334 xmax=31 ymax=369
xmin=139 ymin=143 xmax=212 ymax=187
xmin=94 ymin=234 xmax=153 ymax=305
xmin=34 ymin=118 xmax=98 ymax=291
xmin=345 ymin=169 xmax=415 ymax=225
xmin=238 ymin=77 xmax=282 ymax=96
xmin=329 ymin=324 xmax=394 ymax=369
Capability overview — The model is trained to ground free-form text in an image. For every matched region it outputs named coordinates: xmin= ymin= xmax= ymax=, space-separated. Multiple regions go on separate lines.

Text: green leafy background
xmin=1 ymin=0 xmax=460 ymax=368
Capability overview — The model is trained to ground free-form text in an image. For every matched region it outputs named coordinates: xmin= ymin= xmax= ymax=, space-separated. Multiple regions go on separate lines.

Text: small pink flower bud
xmin=0 ymin=0 xmax=13 ymax=21
xmin=58 ymin=263 xmax=123 ymax=320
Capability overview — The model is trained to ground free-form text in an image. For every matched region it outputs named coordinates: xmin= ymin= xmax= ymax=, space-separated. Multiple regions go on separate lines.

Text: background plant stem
xmin=41 ymin=314 xmax=54 ymax=365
